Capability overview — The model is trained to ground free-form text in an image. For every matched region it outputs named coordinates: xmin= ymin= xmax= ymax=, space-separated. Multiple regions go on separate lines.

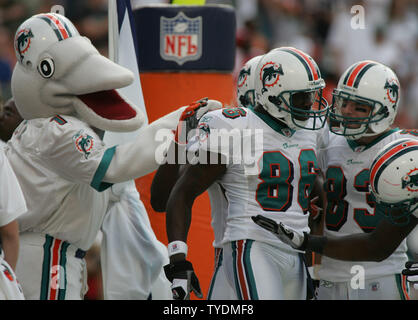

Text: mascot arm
xmin=103 ymin=106 xmax=186 ymax=183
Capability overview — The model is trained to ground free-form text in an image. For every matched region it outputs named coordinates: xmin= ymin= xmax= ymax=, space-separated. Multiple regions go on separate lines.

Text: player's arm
xmin=0 ymin=220 xmax=19 ymax=270
xmin=150 ymin=141 xmax=186 ymax=212
xmin=166 ymin=153 xmax=226 ymax=254
xmin=254 ymin=214 xmax=417 ymax=262
xmin=313 ymin=216 xmax=418 ymax=261
xmin=164 ymin=152 xmax=226 ymax=300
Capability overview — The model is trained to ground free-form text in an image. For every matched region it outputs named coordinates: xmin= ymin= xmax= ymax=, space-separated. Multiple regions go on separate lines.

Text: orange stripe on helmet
xmin=346 ymin=61 xmax=372 ymax=87
xmin=370 ymin=140 xmax=418 ymax=193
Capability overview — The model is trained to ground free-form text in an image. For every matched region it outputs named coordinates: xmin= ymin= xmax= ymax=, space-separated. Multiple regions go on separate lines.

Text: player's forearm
xmin=0 ymin=220 xmax=20 ymax=270
xmin=151 ymin=164 xmax=180 ymax=212
xmin=166 ymin=192 xmax=194 ymax=244
xmin=306 ymin=217 xmax=418 ymax=262
xmin=150 ymin=143 xmax=187 ymax=212
xmin=305 ymin=233 xmax=386 ymax=262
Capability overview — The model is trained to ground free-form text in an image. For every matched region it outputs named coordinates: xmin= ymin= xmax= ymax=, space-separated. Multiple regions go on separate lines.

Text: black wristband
xmin=304 ymin=234 xmax=328 ymax=254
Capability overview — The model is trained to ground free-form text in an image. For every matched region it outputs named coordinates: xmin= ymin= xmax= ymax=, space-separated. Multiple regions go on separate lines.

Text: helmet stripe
xmin=370 ymin=140 xmax=418 ymax=193
xmin=279 ymin=48 xmax=319 ymax=81
xmin=45 ymin=14 xmax=70 ymax=39
xmin=344 ymin=61 xmax=376 ymax=88
xmin=342 ymin=64 xmax=357 ymax=86
xmin=288 ymin=47 xmax=320 ymax=80
xmin=352 ymin=63 xmax=376 ymax=88
xmin=54 ymin=15 xmax=73 ymax=38
xmin=37 ymin=14 xmax=71 ymax=41
xmin=39 ymin=16 xmax=63 ymax=41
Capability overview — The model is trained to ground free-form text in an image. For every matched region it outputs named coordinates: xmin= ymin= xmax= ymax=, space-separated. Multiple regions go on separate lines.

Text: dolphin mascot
xmin=6 ymin=13 xmax=220 ymax=300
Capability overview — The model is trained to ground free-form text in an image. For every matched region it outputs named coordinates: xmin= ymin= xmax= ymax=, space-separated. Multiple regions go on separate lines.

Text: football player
xmin=254 ymin=61 xmax=416 ymax=299
xmin=151 ymin=55 xmax=264 ymax=300
xmin=163 ymin=47 xmax=329 ymax=300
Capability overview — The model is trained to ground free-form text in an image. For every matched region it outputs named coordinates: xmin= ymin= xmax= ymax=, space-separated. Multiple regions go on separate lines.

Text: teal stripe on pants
xmin=40 ymin=235 xmax=53 ymax=300
xmin=231 ymin=240 xmax=258 ymax=300
xmin=58 ymin=242 xmax=70 ymax=300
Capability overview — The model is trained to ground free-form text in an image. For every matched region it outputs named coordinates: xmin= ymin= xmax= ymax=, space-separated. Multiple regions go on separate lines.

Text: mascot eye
xmin=38 ymin=58 xmax=55 ymax=78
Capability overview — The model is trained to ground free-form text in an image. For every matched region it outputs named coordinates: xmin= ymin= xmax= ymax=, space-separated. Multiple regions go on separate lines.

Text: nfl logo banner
xmin=132 ymin=5 xmax=235 ymax=71
xmin=160 ymin=12 xmax=202 ymax=65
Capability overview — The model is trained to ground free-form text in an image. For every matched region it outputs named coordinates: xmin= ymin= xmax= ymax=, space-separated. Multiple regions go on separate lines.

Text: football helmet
xmin=330 ymin=61 xmax=400 ymax=140
xmin=254 ymin=47 xmax=328 ymax=130
xmin=11 ymin=13 xmax=144 ymax=132
xmin=237 ymin=55 xmax=263 ymax=108
xmin=14 ymin=13 xmax=80 ymax=73
xmin=370 ymin=138 xmax=418 ymax=225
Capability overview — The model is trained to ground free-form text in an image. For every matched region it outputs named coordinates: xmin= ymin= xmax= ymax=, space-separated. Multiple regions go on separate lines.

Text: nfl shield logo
xmin=160 ymin=12 xmax=202 ymax=65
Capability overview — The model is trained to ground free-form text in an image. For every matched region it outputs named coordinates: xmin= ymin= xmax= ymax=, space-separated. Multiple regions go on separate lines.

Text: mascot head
xmin=12 ymin=13 xmax=145 ymax=132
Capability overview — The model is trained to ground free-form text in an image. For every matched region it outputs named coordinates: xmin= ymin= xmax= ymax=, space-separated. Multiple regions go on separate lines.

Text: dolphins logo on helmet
xmin=384 ymin=78 xmax=400 ymax=105
xmin=15 ymin=28 xmax=34 ymax=62
xmin=236 ymin=55 xmax=263 ymax=108
xmin=260 ymin=62 xmax=284 ymax=93
xmin=401 ymin=168 xmax=418 ymax=192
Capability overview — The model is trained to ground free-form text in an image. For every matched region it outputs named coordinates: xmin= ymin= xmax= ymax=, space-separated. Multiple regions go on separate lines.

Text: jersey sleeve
xmin=38 ymin=117 xmax=115 ymax=192
xmin=187 ymin=108 xmax=248 ymax=165
xmin=0 ymin=150 xmax=27 ymax=226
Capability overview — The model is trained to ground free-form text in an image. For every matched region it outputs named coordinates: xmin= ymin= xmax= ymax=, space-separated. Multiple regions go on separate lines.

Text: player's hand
xmin=163 ymin=260 xmax=203 ymax=300
xmin=402 ymin=261 xmax=418 ymax=290
xmin=174 ymin=98 xmax=222 ymax=145
xmin=251 ymin=215 xmax=307 ymax=250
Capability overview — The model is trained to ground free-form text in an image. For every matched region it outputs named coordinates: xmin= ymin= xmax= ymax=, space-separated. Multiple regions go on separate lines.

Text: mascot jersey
xmin=6 ymin=115 xmax=113 ymax=251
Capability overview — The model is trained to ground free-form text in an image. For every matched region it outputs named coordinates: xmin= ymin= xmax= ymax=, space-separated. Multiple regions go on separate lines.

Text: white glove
xmin=252 ymin=215 xmax=307 ymax=250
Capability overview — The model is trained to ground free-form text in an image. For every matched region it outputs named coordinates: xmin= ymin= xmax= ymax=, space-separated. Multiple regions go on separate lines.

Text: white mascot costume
xmin=7 ymin=13 xmax=220 ymax=300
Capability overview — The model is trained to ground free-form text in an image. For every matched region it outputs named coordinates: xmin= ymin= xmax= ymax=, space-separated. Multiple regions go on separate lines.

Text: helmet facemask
xmin=267 ymin=86 xmax=329 ymax=130
xmin=375 ymin=198 xmax=418 ymax=226
xmin=238 ymin=89 xmax=256 ymax=108
xmin=329 ymin=89 xmax=389 ymax=140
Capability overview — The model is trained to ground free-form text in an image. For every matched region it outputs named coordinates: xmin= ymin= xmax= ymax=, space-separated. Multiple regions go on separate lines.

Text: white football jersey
xmin=0 ymin=148 xmax=27 ymax=227
xmin=5 ymin=115 xmax=115 ymax=250
xmin=192 ymin=107 xmax=328 ymax=250
xmin=318 ymin=129 xmax=418 ymax=282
